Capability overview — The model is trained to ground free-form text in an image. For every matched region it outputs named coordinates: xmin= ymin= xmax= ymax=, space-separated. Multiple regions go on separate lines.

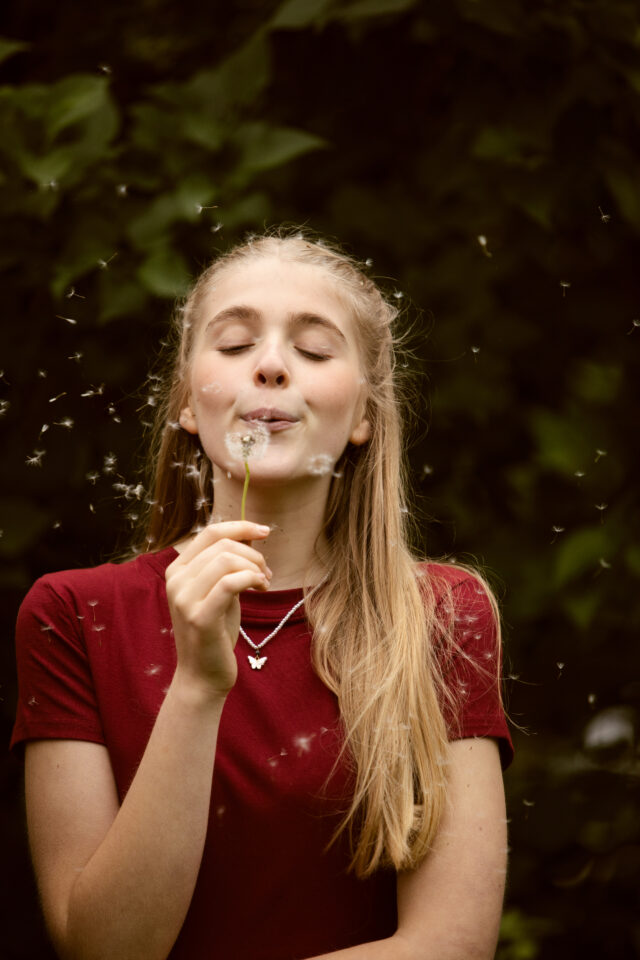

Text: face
xmin=179 ymin=256 xmax=371 ymax=489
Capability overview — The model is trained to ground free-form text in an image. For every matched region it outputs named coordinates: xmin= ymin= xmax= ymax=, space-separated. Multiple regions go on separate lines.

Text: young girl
xmin=12 ymin=231 xmax=512 ymax=960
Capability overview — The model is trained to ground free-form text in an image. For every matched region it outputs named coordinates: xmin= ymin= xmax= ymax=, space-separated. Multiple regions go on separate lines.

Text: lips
xmin=242 ymin=408 xmax=299 ymax=423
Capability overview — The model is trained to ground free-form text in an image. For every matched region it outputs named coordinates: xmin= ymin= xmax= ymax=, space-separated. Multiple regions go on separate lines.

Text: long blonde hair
xmin=132 ymin=229 xmax=501 ymax=877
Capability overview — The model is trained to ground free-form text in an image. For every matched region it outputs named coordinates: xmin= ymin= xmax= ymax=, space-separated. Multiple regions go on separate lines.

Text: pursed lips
xmin=242 ymin=408 xmax=300 ymax=423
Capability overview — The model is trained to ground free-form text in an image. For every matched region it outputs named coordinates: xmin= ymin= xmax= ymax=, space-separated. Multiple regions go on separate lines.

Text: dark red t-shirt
xmin=11 ymin=547 xmax=512 ymax=960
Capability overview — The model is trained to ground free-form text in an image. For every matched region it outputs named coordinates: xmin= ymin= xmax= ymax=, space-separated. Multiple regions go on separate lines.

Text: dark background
xmin=1 ymin=1 xmax=639 ymax=957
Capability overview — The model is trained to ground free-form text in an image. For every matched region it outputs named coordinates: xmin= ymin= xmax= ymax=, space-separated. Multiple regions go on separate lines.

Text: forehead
xmin=199 ymin=256 xmax=355 ymax=336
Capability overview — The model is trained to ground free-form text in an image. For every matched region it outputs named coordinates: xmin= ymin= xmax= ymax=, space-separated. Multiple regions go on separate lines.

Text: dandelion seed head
xmin=224 ymin=422 xmax=270 ymax=463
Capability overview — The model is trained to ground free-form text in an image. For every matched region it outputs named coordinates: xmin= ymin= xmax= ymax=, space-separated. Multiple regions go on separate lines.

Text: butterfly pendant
xmin=248 ymin=654 xmax=267 ymax=670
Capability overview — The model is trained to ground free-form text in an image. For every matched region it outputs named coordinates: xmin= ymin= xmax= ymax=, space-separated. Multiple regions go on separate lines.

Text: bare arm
xmin=306 ymin=738 xmax=507 ymax=960
xmin=25 ymin=521 xmax=272 ymax=960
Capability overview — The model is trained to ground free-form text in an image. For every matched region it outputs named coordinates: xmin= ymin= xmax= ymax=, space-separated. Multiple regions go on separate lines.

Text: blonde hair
xmin=132 ymin=228 xmax=501 ymax=877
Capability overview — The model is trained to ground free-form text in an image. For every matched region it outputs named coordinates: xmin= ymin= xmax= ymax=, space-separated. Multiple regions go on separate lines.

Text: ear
xmin=179 ymin=404 xmax=198 ymax=435
xmin=349 ymin=418 xmax=371 ymax=446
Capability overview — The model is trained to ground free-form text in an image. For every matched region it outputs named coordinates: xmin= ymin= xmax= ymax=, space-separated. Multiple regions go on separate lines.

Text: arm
xmin=306 ymin=738 xmax=507 ymax=960
xmin=25 ymin=521 xmax=272 ymax=960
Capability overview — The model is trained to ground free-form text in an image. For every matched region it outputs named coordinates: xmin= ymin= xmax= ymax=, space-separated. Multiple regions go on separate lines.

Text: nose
xmin=253 ymin=337 xmax=289 ymax=387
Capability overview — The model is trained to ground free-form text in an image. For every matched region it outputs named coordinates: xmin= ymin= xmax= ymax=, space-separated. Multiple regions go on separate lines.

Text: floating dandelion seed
xmin=195 ymin=202 xmax=218 ymax=214
xmin=626 ymin=318 xmax=640 ymax=334
xmin=587 ymin=693 xmax=597 ymax=706
xmin=550 ymin=525 xmax=565 ymax=543
xmin=477 ymin=235 xmax=493 ymax=257
xmin=116 ymin=184 xmax=128 ymax=197
xmin=86 ymin=471 xmax=100 ymax=484
xmin=26 ymin=450 xmax=46 ymax=467
xmin=200 ymin=380 xmax=222 ymax=395
xmin=574 ymin=470 xmax=585 ymax=478
xmin=103 ymin=453 xmax=117 ymax=474
xmin=167 ymin=420 xmax=181 ymax=431
xmin=364 ymin=258 xmax=373 ymax=268
xmin=559 ymin=281 xmax=571 ymax=296
xmin=56 ymin=315 xmax=77 ymax=325
xmin=598 ymin=206 xmax=611 ymax=223
xmin=98 ymin=63 xmax=112 ymax=74
xmin=599 ymin=557 xmax=611 ymax=570
xmin=98 ymin=253 xmax=117 ymax=269
xmin=307 ymin=453 xmax=334 ymax=476
xmin=470 ymin=345 xmax=480 ymax=359
xmin=65 ymin=287 xmax=85 ymax=299
xmin=594 ymin=449 xmax=607 ymax=462
xmin=55 ymin=417 xmax=74 ymax=429
xmin=393 ymin=291 xmax=404 ymax=300
xmin=37 ymin=369 xmax=47 ymax=378
xmin=49 ymin=392 xmax=67 ymax=403
xmin=210 ymin=222 xmax=223 ymax=233
xmin=43 ymin=180 xmax=58 ymax=191
xmin=81 ymin=384 xmax=104 ymax=398
xmin=0 ymin=400 xmax=9 ymax=416
xmin=595 ymin=503 xmax=608 ymax=520
xmin=68 ymin=352 xmax=83 ymax=362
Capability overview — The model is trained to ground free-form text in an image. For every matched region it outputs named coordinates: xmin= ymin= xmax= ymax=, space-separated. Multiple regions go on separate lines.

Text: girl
xmin=12 ymin=231 xmax=512 ymax=960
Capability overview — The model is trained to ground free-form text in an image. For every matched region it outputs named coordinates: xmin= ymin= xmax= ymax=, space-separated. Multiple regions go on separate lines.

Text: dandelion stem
xmin=241 ymin=460 xmax=250 ymax=521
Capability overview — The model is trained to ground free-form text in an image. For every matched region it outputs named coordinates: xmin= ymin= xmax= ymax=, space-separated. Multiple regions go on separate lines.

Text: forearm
xmin=63 ymin=673 xmax=225 ymax=960
xmin=307 ymin=934 xmax=413 ymax=960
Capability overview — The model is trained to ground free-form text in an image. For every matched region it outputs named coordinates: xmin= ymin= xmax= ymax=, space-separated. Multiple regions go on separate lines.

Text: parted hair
xmin=132 ymin=228 xmax=501 ymax=877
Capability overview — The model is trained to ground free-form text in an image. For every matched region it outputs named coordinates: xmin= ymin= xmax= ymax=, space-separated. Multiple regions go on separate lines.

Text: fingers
xmin=171 ymin=551 xmax=270 ymax=609
xmin=169 ymin=522 xmax=270 ymax=569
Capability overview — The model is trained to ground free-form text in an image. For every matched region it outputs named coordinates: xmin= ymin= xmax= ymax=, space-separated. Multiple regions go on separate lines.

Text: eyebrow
xmin=206 ymin=305 xmax=348 ymax=344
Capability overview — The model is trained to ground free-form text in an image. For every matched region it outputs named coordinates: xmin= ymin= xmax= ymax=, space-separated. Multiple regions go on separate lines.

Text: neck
xmin=210 ymin=474 xmax=332 ymax=590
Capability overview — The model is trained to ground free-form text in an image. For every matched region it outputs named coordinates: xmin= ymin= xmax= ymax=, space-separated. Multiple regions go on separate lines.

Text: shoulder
xmin=20 ymin=547 xmax=176 ymax=618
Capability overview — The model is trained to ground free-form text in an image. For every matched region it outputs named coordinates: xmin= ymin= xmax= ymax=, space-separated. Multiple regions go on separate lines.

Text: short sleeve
xmin=10 ymin=576 xmax=105 ymax=753
xmin=438 ymin=574 xmax=513 ymax=769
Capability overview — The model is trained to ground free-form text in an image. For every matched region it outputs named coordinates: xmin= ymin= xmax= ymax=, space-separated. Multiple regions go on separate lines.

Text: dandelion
xmin=224 ymin=423 xmax=270 ymax=521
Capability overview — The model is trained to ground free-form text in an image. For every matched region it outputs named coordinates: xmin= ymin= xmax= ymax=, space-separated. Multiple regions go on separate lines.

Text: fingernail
xmin=257 ymin=524 xmax=270 ymax=533
xmin=266 ymin=567 xmax=273 ymax=578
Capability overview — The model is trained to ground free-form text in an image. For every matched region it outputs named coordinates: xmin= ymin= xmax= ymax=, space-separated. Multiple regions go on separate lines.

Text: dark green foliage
xmin=1 ymin=1 xmax=639 ymax=956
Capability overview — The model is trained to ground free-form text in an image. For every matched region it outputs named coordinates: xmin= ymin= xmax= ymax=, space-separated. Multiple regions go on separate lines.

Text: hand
xmin=165 ymin=521 xmax=272 ymax=698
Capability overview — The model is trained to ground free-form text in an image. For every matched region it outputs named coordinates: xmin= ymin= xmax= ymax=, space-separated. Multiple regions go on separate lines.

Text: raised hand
xmin=165 ymin=521 xmax=272 ymax=698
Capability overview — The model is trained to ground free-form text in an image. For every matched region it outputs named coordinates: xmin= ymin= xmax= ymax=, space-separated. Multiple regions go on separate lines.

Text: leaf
xmin=0 ymin=36 xmax=29 ymax=66
xmin=561 ymin=591 xmax=601 ymax=630
xmin=127 ymin=176 xmax=217 ymax=250
xmin=554 ymin=527 xmax=610 ymax=587
xmin=137 ymin=246 xmax=191 ymax=298
xmin=235 ymin=122 xmax=327 ymax=172
xmin=529 ymin=409 xmax=593 ymax=475
xmin=270 ymin=0 xmax=333 ymax=29
xmin=46 ymin=75 xmax=112 ymax=140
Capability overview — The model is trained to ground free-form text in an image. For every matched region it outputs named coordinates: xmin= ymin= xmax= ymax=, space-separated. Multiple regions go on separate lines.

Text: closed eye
xmin=218 ymin=345 xmax=252 ymax=354
xmin=297 ymin=348 xmax=329 ymax=361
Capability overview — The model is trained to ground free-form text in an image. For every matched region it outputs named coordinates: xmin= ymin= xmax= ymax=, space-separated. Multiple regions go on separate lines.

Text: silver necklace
xmin=240 ymin=577 xmax=327 ymax=670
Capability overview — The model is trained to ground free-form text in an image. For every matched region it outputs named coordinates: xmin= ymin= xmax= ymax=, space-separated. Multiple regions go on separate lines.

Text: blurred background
xmin=1 ymin=0 xmax=639 ymax=957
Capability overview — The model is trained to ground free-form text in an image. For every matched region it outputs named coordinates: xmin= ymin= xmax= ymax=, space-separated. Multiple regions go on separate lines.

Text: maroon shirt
xmin=11 ymin=547 xmax=512 ymax=960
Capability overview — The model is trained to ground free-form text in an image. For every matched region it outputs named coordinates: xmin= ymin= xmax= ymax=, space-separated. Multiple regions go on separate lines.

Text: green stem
xmin=240 ymin=460 xmax=250 ymax=521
